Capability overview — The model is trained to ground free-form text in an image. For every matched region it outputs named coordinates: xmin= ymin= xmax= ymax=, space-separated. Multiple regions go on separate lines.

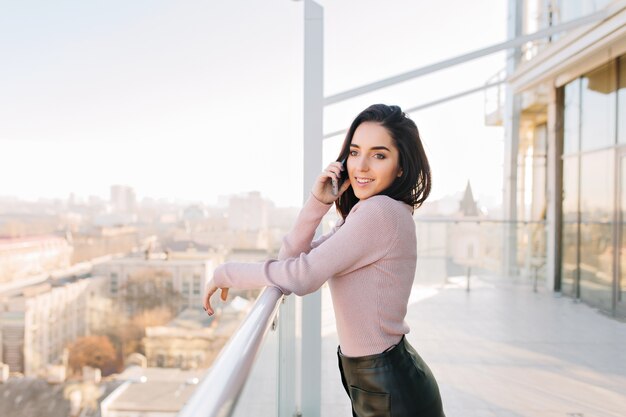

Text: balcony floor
xmin=321 ymin=275 xmax=626 ymax=417
xmin=233 ymin=274 xmax=626 ymax=416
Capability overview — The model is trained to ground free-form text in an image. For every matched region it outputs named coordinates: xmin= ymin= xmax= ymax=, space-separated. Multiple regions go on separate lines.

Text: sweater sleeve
xmin=214 ymin=196 xmax=399 ymax=296
xmin=277 ymin=193 xmax=342 ymax=260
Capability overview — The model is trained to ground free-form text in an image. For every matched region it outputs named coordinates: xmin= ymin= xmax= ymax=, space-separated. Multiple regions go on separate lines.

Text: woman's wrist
xmin=311 ymin=191 xmax=333 ymax=205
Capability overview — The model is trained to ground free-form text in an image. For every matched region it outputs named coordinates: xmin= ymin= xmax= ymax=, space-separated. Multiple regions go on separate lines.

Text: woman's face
xmin=347 ymin=121 xmax=403 ymax=200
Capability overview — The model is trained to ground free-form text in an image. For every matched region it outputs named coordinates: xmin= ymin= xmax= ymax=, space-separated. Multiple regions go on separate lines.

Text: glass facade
xmin=561 ymin=54 xmax=625 ymax=314
xmin=616 ymin=56 xmax=626 ymax=143
xmin=561 ymin=155 xmax=579 ymax=297
xmin=579 ymin=150 xmax=614 ymax=311
xmin=563 ymin=80 xmax=580 ymax=154
xmin=580 ymin=62 xmax=616 ymax=151
xmin=619 ymin=156 xmax=626 ymax=312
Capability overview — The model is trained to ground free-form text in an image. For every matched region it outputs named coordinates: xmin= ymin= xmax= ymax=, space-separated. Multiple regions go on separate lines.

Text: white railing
xmin=177 ymin=286 xmax=283 ymax=417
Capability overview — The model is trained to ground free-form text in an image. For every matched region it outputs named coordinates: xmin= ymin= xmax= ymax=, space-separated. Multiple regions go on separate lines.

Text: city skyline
xmin=0 ymin=181 xmax=499 ymax=216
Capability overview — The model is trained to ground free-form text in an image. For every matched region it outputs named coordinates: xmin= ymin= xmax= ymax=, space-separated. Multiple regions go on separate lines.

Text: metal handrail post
xmin=301 ymin=2 xmax=324 ymax=417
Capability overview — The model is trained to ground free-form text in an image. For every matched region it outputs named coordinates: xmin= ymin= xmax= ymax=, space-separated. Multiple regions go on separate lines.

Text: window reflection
xmin=561 ymin=155 xmax=579 ymax=296
xmin=580 ymin=150 xmax=614 ymax=223
xmin=581 ymin=62 xmax=617 ymax=151
xmin=618 ymin=56 xmax=626 ymax=144
xmin=617 ymin=156 xmax=626 ymax=309
xmin=564 ymin=80 xmax=581 ymax=154
xmin=579 ymin=150 xmax=614 ymax=311
xmin=560 ymin=55 xmax=626 ymax=312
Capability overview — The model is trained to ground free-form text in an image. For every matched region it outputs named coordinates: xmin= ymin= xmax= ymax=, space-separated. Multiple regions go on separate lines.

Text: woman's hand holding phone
xmin=312 ymin=160 xmax=350 ymax=204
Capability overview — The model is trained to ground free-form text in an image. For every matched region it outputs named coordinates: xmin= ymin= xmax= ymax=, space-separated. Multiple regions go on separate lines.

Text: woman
xmin=204 ymin=104 xmax=445 ymax=417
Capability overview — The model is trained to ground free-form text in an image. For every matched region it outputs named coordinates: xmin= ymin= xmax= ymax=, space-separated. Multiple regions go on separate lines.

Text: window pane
xmin=618 ymin=56 xmax=626 ymax=144
xmin=561 ymin=155 xmax=579 ymax=296
xmin=563 ymin=80 xmax=580 ymax=154
xmin=619 ymin=156 xmax=626 ymax=308
xmin=530 ymin=124 xmax=547 ymax=220
xmin=580 ymin=62 xmax=617 ymax=151
xmin=579 ymin=149 xmax=614 ymax=312
xmin=580 ymin=150 xmax=614 ymax=223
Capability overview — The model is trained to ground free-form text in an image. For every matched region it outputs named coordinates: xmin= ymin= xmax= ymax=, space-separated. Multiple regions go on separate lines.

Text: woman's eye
xmin=374 ymin=154 xmax=385 ymax=159
xmin=349 ymin=150 xmax=358 ymax=156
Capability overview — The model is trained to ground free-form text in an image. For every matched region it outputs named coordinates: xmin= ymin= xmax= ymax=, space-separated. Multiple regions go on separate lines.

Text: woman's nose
xmin=356 ymin=157 xmax=369 ymax=171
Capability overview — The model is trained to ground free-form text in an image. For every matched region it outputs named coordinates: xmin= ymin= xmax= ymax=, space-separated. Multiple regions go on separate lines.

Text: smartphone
xmin=332 ymin=158 xmax=348 ymax=196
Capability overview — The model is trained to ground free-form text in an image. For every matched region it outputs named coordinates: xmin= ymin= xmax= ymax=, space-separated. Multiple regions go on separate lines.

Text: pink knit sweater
xmin=213 ymin=193 xmax=417 ymax=357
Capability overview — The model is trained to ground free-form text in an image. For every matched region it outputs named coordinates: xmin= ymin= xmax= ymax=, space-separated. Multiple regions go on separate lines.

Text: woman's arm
xmin=277 ymin=193 xmax=335 ymax=261
xmin=277 ymin=159 xmax=350 ymax=260
xmin=204 ymin=160 xmax=351 ymax=314
xmin=213 ymin=196 xmax=399 ymax=296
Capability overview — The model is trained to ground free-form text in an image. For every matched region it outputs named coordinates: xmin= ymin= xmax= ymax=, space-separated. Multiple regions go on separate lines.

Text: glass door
xmin=616 ymin=152 xmax=626 ymax=316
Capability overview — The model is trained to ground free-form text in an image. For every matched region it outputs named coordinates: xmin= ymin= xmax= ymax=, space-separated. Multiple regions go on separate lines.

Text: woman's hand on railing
xmin=203 ymin=278 xmax=229 ymax=316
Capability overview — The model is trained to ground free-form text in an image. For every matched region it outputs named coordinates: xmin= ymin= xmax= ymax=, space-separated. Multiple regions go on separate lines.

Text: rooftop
xmin=107 ymin=367 xmax=205 ymax=413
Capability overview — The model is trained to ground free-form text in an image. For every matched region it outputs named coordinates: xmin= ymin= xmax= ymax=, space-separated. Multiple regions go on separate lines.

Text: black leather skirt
xmin=337 ymin=336 xmax=445 ymax=417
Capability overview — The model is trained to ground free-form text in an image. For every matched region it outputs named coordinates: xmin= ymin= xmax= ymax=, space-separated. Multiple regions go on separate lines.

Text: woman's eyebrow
xmin=350 ymin=144 xmax=391 ymax=152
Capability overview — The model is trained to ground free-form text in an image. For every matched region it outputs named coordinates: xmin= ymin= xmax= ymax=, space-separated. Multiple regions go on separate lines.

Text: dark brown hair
xmin=335 ymin=104 xmax=432 ymax=219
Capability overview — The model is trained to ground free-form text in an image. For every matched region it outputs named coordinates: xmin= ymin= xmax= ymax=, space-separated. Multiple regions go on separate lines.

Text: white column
xmin=503 ymin=0 xmax=523 ymax=278
xmin=301 ymin=1 xmax=323 ymax=416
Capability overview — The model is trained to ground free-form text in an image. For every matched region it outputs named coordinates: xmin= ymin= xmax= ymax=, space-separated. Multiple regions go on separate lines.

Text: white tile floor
xmin=321 ymin=276 xmax=626 ymax=417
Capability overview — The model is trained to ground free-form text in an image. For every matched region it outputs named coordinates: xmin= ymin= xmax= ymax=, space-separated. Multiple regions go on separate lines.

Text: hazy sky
xmin=0 ymin=0 xmax=506 ymax=208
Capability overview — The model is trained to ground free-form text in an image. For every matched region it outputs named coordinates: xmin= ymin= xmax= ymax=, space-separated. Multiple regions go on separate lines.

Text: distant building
xmin=458 ymin=181 xmax=480 ymax=217
xmin=143 ymin=297 xmax=251 ymax=370
xmin=0 ymin=276 xmax=107 ymax=376
xmin=228 ymin=191 xmax=270 ymax=232
xmin=93 ymin=254 xmax=216 ymax=311
xmin=143 ymin=309 xmax=216 ymax=369
xmin=110 ymin=185 xmax=137 ymax=214
xmin=413 ymin=182 xmax=500 ymax=283
xmin=0 ymin=236 xmax=72 ymax=285
xmin=101 ymin=367 xmax=205 ymax=417
xmin=0 ymin=213 xmax=61 ymax=238
xmin=0 ymin=377 xmax=123 ymax=417
xmin=70 ymin=226 xmax=140 ymax=264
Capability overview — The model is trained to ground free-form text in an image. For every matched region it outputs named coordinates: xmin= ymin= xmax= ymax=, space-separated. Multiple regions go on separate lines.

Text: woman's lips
xmin=354 ymin=177 xmax=374 ymax=187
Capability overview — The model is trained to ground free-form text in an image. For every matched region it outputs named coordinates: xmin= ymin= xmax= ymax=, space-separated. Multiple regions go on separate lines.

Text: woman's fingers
xmin=203 ymin=283 xmax=230 ymax=316
xmin=312 ymin=161 xmax=348 ymax=203
xmin=204 ymin=285 xmax=217 ymax=315
xmin=326 ymin=163 xmax=343 ymax=179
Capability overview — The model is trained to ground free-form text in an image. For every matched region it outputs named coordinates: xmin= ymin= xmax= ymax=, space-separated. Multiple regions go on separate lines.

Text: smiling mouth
xmin=355 ymin=177 xmax=374 ymax=184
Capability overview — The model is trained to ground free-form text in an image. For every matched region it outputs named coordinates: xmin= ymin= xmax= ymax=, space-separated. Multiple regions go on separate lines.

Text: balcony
xmin=176 ymin=219 xmax=626 ymax=417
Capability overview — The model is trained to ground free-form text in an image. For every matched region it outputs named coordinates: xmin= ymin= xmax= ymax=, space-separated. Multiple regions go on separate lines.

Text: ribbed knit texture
xmin=213 ymin=192 xmax=417 ymax=357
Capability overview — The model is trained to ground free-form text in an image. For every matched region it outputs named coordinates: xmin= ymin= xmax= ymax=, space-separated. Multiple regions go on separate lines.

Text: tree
xmin=94 ymin=269 xmax=183 ymax=362
xmin=68 ymin=335 xmax=118 ymax=376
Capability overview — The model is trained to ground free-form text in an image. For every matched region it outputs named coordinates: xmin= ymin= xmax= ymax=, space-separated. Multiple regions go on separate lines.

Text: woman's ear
xmin=397 ymin=168 xmax=403 ymax=177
